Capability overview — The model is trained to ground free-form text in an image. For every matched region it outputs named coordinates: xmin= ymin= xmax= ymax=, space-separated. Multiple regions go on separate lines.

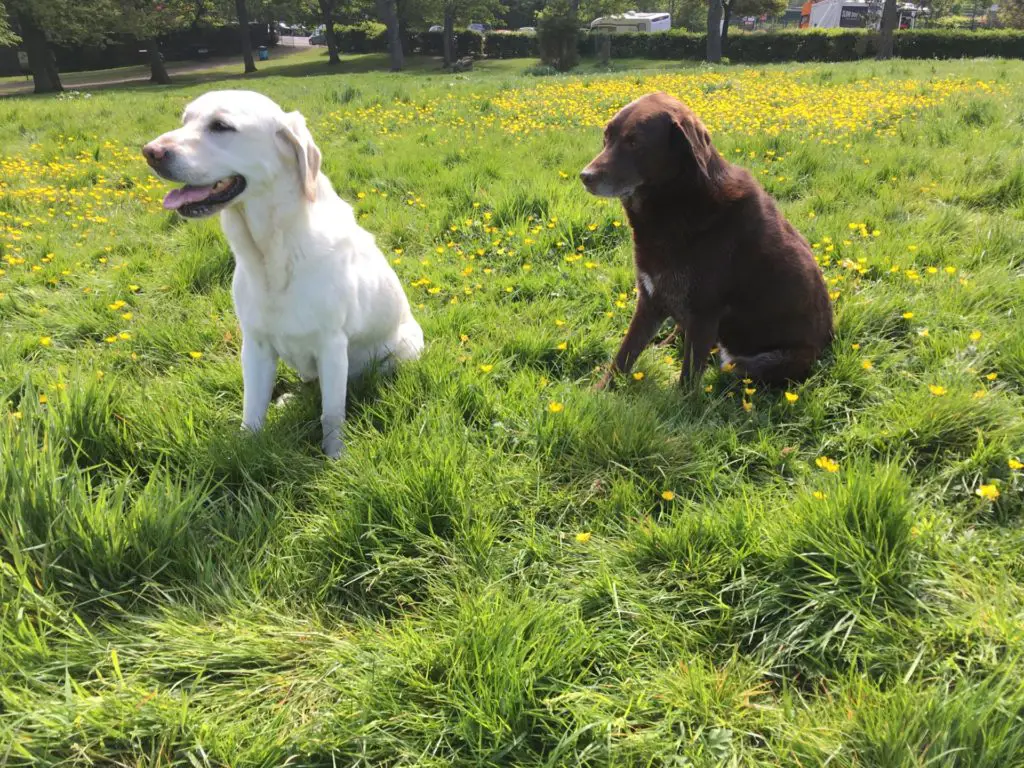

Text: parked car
xmin=517 ymin=26 xmax=536 ymax=34
xmin=428 ymin=24 xmax=444 ymax=32
xmin=309 ymin=33 xmax=326 ymax=45
xmin=467 ymin=22 xmax=491 ymax=33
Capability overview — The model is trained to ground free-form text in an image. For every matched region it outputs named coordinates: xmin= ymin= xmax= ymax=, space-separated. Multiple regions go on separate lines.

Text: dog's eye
xmin=209 ymin=119 xmax=236 ymax=133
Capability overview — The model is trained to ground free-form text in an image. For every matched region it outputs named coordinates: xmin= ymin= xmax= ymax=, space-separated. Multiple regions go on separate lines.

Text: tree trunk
xmin=376 ymin=0 xmax=404 ymax=71
xmin=442 ymin=6 xmax=455 ymax=68
xmin=706 ymin=0 xmax=723 ymax=63
xmin=147 ymin=39 xmax=171 ymax=84
xmin=235 ymin=0 xmax=257 ymax=73
xmin=877 ymin=0 xmax=898 ymax=59
xmin=720 ymin=1 xmax=732 ymax=54
xmin=19 ymin=13 xmax=62 ymax=93
xmin=597 ymin=33 xmax=611 ymax=65
xmin=318 ymin=0 xmax=340 ymax=65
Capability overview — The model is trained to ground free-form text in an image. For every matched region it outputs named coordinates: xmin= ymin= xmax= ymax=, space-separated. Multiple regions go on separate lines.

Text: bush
xmin=564 ymin=27 xmax=1024 ymax=64
xmin=538 ymin=0 xmax=580 ymax=71
xmin=485 ymin=31 xmax=540 ymax=59
xmin=333 ymin=23 xmax=387 ymax=54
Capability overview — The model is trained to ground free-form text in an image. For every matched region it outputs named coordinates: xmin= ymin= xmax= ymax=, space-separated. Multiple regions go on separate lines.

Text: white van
xmin=590 ymin=11 xmax=672 ymax=34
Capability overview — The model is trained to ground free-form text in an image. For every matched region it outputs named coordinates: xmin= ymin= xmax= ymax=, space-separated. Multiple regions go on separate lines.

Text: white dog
xmin=143 ymin=90 xmax=423 ymax=457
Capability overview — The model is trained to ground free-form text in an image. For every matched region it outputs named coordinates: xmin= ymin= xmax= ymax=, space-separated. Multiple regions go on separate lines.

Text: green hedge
xmin=581 ymin=28 xmax=1024 ymax=62
xmin=328 ymin=26 xmax=1024 ymax=63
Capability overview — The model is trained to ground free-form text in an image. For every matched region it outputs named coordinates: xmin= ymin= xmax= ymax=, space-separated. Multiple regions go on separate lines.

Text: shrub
xmin=485 ymin=31 xmax=540 ymax=59
xmin=538 ymin=0 xmax=581 ymax=72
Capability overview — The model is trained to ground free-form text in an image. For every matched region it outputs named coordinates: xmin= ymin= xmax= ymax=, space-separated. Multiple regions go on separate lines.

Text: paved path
xmin=1 ymin=39 xmax=313 ymax=97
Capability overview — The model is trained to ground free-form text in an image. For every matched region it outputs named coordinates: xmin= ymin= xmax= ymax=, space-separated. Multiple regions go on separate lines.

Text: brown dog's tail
xmin=725 ymin=347 xmax=821 ymax=385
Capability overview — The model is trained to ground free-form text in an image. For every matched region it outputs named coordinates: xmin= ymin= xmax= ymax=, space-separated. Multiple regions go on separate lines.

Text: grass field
xmin=2 ymin=56 xmax=1024 ymax=766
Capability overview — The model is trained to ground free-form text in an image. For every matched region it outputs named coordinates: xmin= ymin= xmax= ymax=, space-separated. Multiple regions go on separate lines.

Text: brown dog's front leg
xmin=680 ymin=314 xmax=718 ymax=387
xmin=596 ymin=293 xmax=667 ymax=390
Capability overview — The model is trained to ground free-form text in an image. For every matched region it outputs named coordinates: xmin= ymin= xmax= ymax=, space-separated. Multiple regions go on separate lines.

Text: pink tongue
xmin=163 ymin=185 xmax=215 ymax=210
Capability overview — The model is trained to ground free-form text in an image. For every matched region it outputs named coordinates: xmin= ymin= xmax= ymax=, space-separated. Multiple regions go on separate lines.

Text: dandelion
xmin=548 ymin=401 xmax=564 ymax=413
xmin=742 ymin=400 xmax=753 ymax=412
xmin=108 ymin=300 xmax=127 ymax=311
xmin=862 ymin=359 xmax=873 ymax=370
xmin=902 ymin=311 xmax=914 ymax=319
xmin=1008 ymin=458 xmax=1023 ymax=471
xmin=816 ymin=456 xmax=840 ymax=473
xmin=189 ymin=351 xmax=203 ymax=360
xmin=851 ymin=343 xmax=861 ymax=350
xmin=973 ymin=389 xmax=987 ymax=399
xmin=479 ymin=364 xmax=493 ymax=373
xmin=812 ymin=491 xmax=827 ymax=500
xmin=661 ymin=490 xmax=675 ymax=501
xmin=928 ymin=384 xmax=947 ymax=396
xmin=721 ymin=362 xmax=736 ymax=373
xmin=704 ymin=384 xmax=713 ymax=393
xmin=985 ymin=372 xmax=998 ymax=381
xmin=556 ymin=341 xmax=567 ymax=351
xmin=784 ymin=391 xmax=799 ymax=403
xmin=633 ymin=372 xmax=645 ymax=381
xmin=38 ymin=393 xmax=48 ymax=404
xmin=976 ymin=484 xmax=1000 ymax=501
xmin=574 ymin=532 xmax=592 ymax=543
xmin=39 ymin=336 xmax=52 ymax=347
xmin=969 ymin=330 xmax=982 ymax=342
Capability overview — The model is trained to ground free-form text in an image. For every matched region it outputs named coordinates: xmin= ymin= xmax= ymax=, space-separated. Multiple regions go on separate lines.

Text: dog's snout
xmin=580 ymin=168 xmax=596 ymax=184
xmin=142 ymin=142 xmax=170 ymax=167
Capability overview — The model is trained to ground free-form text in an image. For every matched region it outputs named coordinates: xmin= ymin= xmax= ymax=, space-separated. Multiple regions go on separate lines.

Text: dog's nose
xmin=580 ymin=169 xmax=596 ymax=186
xmin=142 ymin=142 xmax=169 ymax=166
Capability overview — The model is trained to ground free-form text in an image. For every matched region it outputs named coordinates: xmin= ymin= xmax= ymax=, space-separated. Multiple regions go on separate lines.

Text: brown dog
xmin=580 ymin=92 xmax=832 ymax=388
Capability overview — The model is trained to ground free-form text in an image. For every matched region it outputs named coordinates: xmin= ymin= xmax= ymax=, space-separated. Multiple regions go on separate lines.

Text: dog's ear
xmin=669 ymin=110 xmax=715 ymax=187
xmin=277 ymin=111 xmax=322 ymax=202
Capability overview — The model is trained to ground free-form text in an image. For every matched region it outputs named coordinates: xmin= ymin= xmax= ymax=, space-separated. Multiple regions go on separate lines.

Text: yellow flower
xmin=851 ymin=343 xmax=861 ymax=350
xmin=128 ymin=284 xmax=140 ymax=292
xmin=548 ymin=401 xmax=564 ymax=413
xmin=704 ymin=384 xmax=713 ymax=393
xmin=189 ymin=351 xmax=203 ymax=360
xmin=121 ymin=312 xmax=132 ymax=320
xmin=556 ymin=342 xmax=567 ymax=351
xmin=721 ymin=362 xmax=736 ymax=373
xmin=928 ymin=385 xmax=947 ymax=396
xmin=108 ymin=300 xmax=127 ymax=311
xmin=1008 ymin=458 xmax=1023 ymax=471
xmin=744 ymin=387 xmax=756 ymax=396
xmin=973 ymin=389 xmax=987 ymax=399
xmin=118 ymin=332 xmax=131 ymax=340
xmin=812 ymin=491 xmax=827 ymax=500
xmin=976 ymin=484 xmax=1000 ymax=501
xmin=633 ymin=372 xmax=645 ymax=381
xmin=985 ymin=372 xmax=998 ymax=381
xmin=479 ymin=364 xmax=493 ymax=373
xmin=38 ymin=393 xmax=48 ymax=405
xmin=742 ymin=400 xmax=753 ymax=412
xmin=574 ymin=532 xmax=591 ymax=543
xmin=969 ymin=330 xmax=982 ymax=342
xmin=39 ymin=336 xmax=52 ymax=347
xmin=862 ymin=359 xmax=873 ymax=370
xmin=815 ymin=456 xmax=840 ymax=473
xmin=784 ymin=391 xmax=799 ymax=403
xmin=104 ymin=336 xmax=117 ymax=343
xmin=902 ymin=311 xmax=914 ymax=319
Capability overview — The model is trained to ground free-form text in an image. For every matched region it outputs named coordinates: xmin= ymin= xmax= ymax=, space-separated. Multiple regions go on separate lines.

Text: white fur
xmin=638 ymin=271 xmax=656 ymax=297
xmin=145 ymin=90 xmax=423 ymax=457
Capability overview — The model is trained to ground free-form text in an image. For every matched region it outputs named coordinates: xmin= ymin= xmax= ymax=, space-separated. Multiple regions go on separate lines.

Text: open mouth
xmin=163 ymin=175 xmax=246 ymax=218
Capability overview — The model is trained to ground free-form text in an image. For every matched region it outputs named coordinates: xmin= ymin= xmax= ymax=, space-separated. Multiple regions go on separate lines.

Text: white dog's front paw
xmin=322 ymin=432 xmax=345 ymax=459
xmin=241 ymin=420 xmax=263 ymax=433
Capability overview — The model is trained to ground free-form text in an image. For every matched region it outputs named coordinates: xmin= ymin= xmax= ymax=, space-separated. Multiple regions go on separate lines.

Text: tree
xmin=537 ymin=0 xmax=579 ymax=70
xmin=5 ymin=0 xmax=115 ymax=93
xmin=376 ymin=0 xmax=404 ymax=70
xmin=877 ymin=0 xmax=897 ymax=58
xmin=114 ymin=1 xmax=194 ymax=84
xmin=720 ymin=0 xmax=784 ymax=53
xmin=0 ymin=3 xmax=19 ymax=46
xmin=417 ymin=0 xmax=501 ymax=68
xmin=317 ymin=0 xmax=341 ymax=64
xmin=706 ymin=0 xmax=722 ymax=62
xmin=235 ymin=0 xmax=258 ymax=72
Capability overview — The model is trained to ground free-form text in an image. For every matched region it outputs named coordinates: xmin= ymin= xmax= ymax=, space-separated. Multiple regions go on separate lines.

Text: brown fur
xmin=580 ymin=92 xmax=833 ymax=388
